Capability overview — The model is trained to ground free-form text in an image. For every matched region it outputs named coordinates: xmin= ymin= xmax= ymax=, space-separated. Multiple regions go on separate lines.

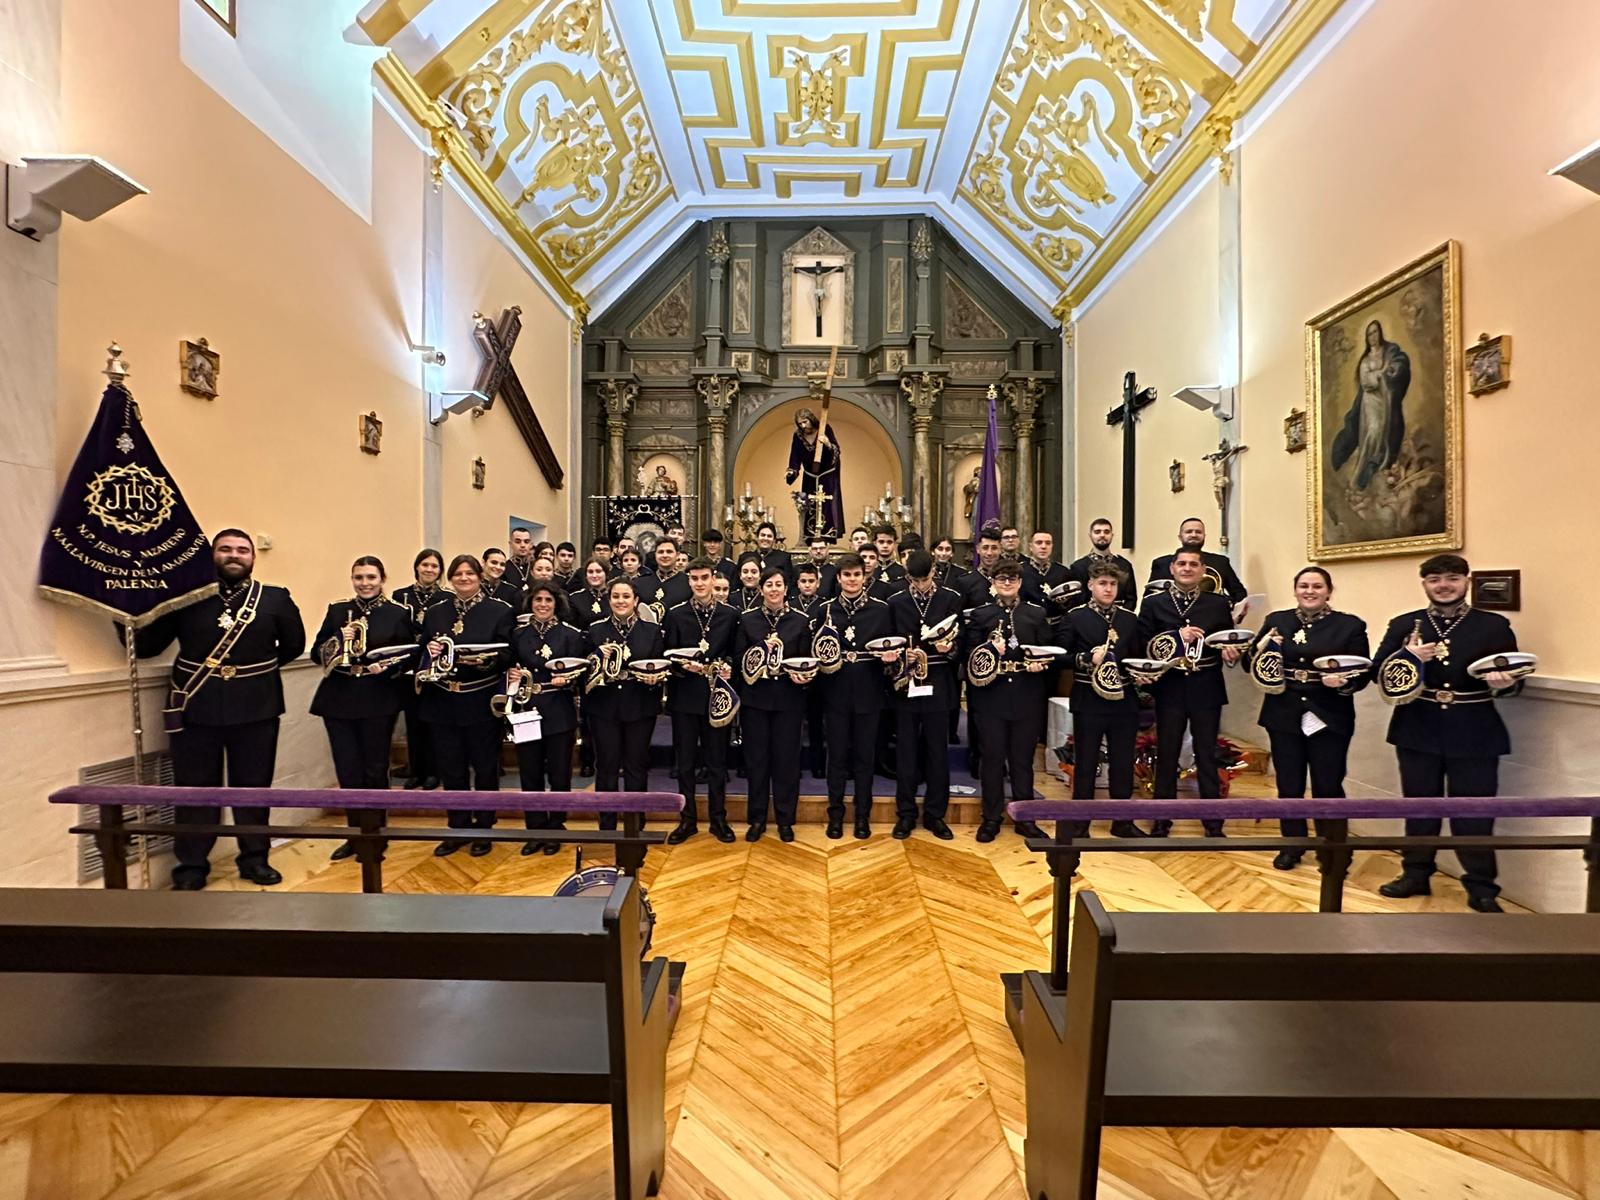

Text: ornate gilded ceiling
xmin=357 ymin=0 xmax=1349 ymax=318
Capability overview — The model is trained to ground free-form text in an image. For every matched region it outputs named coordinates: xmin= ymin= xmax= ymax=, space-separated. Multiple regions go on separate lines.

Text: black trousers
xmin=805 ymin=691 xmax=827 ymax=775
xmin=1154 ymin=705 xmax=1223 ymax=834
xmin=896 ymin=707 xmax=951 ymax=820
xmin=974 ymin=711 xmax=1039 ymax=825
xmin=742 ymin=707 xmax=802 ymax=826
xmin=1396 ymin=747 xmax=1500 ymax=900
xmin=400 ymin=694 xmax=436 ymax=781
xmin=324 ymin=713 xmax=395 ymax=842
xmin=1267 ymin=727 xmax=1349 ymax=838
xmin=430 ymin=720 xmax=500 ymax=831
xmin=170 ymin=718 xmax=279 ymax=883
xmin=1073 ymin=711 xmax=1138 ymax=800
xmin=591 ymin=716 xmax=655 ymax=830
xmin=517 ymin=728 xmax=575 ymax=829
xmin=672 ymin=711 xmax=728 ymax=823
xmin=825 ymin=707 xmax=880 ymax=820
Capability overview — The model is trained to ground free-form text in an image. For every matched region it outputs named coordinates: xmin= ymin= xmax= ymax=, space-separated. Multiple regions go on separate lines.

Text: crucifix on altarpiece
xmin=792 ymin=259 xmax=845 ymax=338
xmin=1105 ymin=370 xmax=1158 ymax=550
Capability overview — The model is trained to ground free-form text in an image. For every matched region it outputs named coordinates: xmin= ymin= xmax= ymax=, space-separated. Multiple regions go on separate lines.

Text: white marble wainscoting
xmin=0 ymin=661 xmax=335 ymax=888
xmin=1222 ymin=676 xmax=1600 ymax=913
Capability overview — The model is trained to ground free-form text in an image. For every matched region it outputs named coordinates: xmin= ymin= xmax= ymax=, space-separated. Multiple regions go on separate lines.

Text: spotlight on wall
xmin=1551 ymin=138 xmax=1600 ymax=197
xmin=5 ymin=155 xmax=147 ymax=240
xmin=412 ymin=345 xmax=448 ymax=367
xmin=1172 ymin=385 xmax=1236 ymax=421
xmin=432 ymin=389 xmax=490 ymax=424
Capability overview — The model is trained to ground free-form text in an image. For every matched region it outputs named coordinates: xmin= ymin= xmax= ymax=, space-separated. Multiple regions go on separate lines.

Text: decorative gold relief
xmin=1154 ymin=0 xmax=1207 ymax=40
xmin=771 ymin=37 xmax=866 ymax=146
xmin=943 ymin=277 xmax=1007 ymax=340
xmin=1203 ymin=111 xmax=1234 ymax=183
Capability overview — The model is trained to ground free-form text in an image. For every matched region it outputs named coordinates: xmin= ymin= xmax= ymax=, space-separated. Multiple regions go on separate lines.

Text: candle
xmin=724 ymin=504 xmax=733 ymax=522
xmin=744 ymin=481 xmax=752 ymax=499
xmin=884 ymin=482 xmax=892 ymax=499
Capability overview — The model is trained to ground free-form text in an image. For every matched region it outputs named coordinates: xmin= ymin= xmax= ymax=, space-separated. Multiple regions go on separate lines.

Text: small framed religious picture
xmin=1471 ymin=569 xmax=1520 ymax=611
xmin=1283 ymin=408 xmax=1308 ymax=453
xmin=1465 ymin=332 xmax=1512 ymax=396
xmin=358 ymin=411 xmax=383 ymax=455
xmin=1168 ymin=459 xmax=1185 ymax=493
xmin=178 ymin=337 xmax=220 ymax=399
xmin=471 ymin=457 xmax=487 ymax=490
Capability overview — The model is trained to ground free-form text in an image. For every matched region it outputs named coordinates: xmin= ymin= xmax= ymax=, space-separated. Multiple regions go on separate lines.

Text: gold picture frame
xmin=1465 ymin=332 xmax=1512 ymax=396
xmin=358 ymin=411 xmax=382 ymax=455
xmin=1306 ymin=241 xmax=1462 ymax=561
xmin=471 ymin=457 xmax=487 ymax=490
xmin=178 ymin=338 xmax=220 ymax=400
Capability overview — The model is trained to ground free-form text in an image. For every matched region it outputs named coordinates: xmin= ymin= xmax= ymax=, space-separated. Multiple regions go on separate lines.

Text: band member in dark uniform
xmin=309 ymin=555 xmax=414 ymax=860
xmin=1021 ymin=530 xmax=1071 ymax=603
xmin=736 ymin=566 xmax=812 ymax=841
xmin=794 ymin=564 xmax=828 ymax=777
xmin=394 ymin=548 xmax=446 ymax=790
xmin=418 ymin=554 xmax=515 ymax=856
xmin=814 ymin=554 xmax=895 ymax=838
xmin=1373 ymin=554 xmax=1523 ymax=912
xmin=128 ymin=529 xmax=305 ymax=890
xmin=481 ymin=548 xmax=524 ymax=608
xmin=663 ymin=559 xmax=740 ymax=844
xmin=584 ymin=577 xmax=665 ymax=829
xmin=792 ymin=564 xmax=824 ymax=618
xmin=931 ymin=537 xmax=966 ymax=589
xmin=699 ymin=529 xmax=740 ymax=587
xmin=735 ymin=554 xmax=763 ymax=611
xmin=504 ymin=526 xmax=537 ymax=596
xmin=872 ymin=525 xmax=907 ymax=587
xmin=887 ymin=550 xmax=963 ymax=839
xmin=506 ymin=581 xmax=588 ymax=854
xmin=1248 ymin=566 xmax=1371 ymax=870
xmin=1066 ymin=518 xmax=1136 ymax=607
xmin=804 ymin=538 xmax=838 ymax=598
xmin=1146 ymin=517 xmax=1249 ymax=612
xmin=1061 ymin=562 xmax=1146 ymax=838
xmin=573 ymin=557 xmax=610 ymax=622
xmin=961 ymin=559 xmax=1049 ymax=843
xmin=1137 ymin=548 xmax=1240 ymax=837
xmin=958 ymin=527 xmax=1003 ymax=608
xmin=752 ymin=522 xmax=796 ymax=587
xmin=636 ymin=537 xmax=689 ymax=620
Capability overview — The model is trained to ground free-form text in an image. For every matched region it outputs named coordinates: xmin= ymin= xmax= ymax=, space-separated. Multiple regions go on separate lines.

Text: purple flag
xmin=38 ymin=385 xmax=214 ymax=627
xmin=972 ymin=388 xmax=1003 ymax=536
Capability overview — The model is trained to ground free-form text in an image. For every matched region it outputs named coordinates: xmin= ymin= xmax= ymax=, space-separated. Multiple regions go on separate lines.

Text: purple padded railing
xmin=1008 ymin=796 xmax=1600 ymax=823
xmin=53 ymin=785 xmax=684 ymax=815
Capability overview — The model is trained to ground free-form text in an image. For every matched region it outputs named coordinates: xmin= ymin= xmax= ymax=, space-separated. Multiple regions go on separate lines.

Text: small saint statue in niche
xmin=963 ymin=466 xmax=981 ymax=520
xmin=647 ymin=464 xmax=680 ymax=497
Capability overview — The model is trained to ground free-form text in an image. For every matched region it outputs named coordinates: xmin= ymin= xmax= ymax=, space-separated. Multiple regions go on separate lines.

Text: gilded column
xmin=695 ymin=370 xmax=739 ymax=526
xmin=899 ymin=368 xmax=946 ymax=537
xmin=597 ymin=378 xmax=637 ymax=496
xmin=1004 ymin=377 xmax=1046 ymax=539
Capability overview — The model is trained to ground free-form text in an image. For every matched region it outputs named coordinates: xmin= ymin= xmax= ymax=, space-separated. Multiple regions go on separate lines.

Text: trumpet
xmin=414 ymin=636 xmax=455 ymax=689
xmin=491 ymin=668 xmax=536 ymax=718
xmin=586 ymin=642 xmax=628 ymax=692
xmin=322 ymin=612 xmax=369 ymax=677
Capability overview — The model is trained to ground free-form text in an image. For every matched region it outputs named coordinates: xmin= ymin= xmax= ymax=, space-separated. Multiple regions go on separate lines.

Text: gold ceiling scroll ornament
xmin=1155 ymin=0 xmax=1207 ymax=40
xmin=1203 ymin=110 xmax=1235 ymax=183
xmin=777 ymin=44 xmax=857 ymax=145
xmin=519 ymin=95 xmax=614 ymax=206
xmin=536 ymin=112 xmax=665 ymax=272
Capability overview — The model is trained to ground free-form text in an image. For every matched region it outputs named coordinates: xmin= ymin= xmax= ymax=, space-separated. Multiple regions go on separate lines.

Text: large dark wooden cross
xmin=1105 ymin=370 xmax=1157 ymax=550
xmin=471 ymin=306 xmax=564 ymax=490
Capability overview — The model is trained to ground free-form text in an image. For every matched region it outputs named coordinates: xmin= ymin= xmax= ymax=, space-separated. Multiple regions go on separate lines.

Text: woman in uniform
xmin=507 ymin=581 xmax=588 ymax=854
xmin=417 ymin=554 xmax=515 ymax=856
xmin=735 ymin=566 xmax=813 ymax=842
xmin=309 ymin=555 xmax=415 ymax=860
xmin=584 ymin=577 xmax=665 ymax=829
xmin=393 ymin=549 xmax=445 ymax=789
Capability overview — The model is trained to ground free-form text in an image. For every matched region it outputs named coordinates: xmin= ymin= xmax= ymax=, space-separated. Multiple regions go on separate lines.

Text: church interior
xmin=4 ymin=0 xmax=1600 ymax=1196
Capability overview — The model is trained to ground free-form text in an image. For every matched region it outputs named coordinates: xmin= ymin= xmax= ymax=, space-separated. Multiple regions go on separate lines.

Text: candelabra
xmin=726 ymin=481 xmax=778 ymax=551
xmin=864 ymin=481 xmax=914 ymax=540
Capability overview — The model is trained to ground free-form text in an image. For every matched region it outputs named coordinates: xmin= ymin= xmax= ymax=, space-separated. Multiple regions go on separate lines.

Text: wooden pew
xmin=1021 ymin=889 xmax=1600 ymax=1200
xmin=0 ymin=879 xmax=671 ymax=1200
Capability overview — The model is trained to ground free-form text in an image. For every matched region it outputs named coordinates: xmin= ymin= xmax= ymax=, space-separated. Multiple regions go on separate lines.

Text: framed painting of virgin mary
xmin=1306 ymin=241 xmax=1463 ymax=560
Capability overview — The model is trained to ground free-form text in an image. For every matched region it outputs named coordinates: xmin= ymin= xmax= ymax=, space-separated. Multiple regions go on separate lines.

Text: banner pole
xmin=122 ymin=618 xmax=150 ymax=888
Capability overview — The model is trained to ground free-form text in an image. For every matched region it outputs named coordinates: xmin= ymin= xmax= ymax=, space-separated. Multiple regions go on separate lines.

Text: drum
xmin=554 ymin=864 xmax=656 ymax=956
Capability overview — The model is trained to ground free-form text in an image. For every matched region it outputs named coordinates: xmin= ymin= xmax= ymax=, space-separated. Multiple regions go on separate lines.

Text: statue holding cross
xmin=786 ymin=351 xmax=844 ymax=540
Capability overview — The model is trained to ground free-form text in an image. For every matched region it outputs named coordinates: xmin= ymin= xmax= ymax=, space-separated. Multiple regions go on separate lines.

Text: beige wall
xmin=1075 ymin=0 xmax=1600 ymax=681
xmin=730 ymin=398 xmax=901 ymax=548
xmin=0 ymin=0 xmax=574 ymax=887
xmin=1075 ymin=178 xmax=1221 ymax=566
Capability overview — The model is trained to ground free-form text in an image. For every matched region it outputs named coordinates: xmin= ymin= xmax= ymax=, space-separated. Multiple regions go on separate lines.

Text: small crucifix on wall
xmin=793 ymin=258 xmax=845 ymax=339
xmin=1201 ymin=437 xmax=1248 ymax=549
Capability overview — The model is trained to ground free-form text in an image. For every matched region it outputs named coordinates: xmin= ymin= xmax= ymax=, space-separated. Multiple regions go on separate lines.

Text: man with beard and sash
xmin=1061 ymin=561 xmax=1147 ymax=839
xmin=1146 ymin=517 xmax=1248 ymax=612
xmin=887 ymin=549 xmax=963 ymax=839
xmin=1137 ymin=548 xmax=1240 ymax=837
xmin=129 ymin=530 xmax=305 ymax=889
xmin=1066 ymin=517 xmax=1136 ymax=608
xmin=635 ymin=537 xmax=689 ymax=621
xmin=814 ymin=554 xmax=895 ymax=839
xmin=1373 ymin=553 xmax=1523 ymax=913
xmin=662 ymin=559 xmax=740 ymax=845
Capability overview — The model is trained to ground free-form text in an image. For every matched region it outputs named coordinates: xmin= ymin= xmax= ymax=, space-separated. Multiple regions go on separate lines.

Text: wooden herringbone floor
xmin=4 ymin=775 xmax=1599 ymax=1199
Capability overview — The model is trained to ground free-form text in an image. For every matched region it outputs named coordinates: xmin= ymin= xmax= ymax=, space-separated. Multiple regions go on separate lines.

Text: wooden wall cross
xmin=1105 ymin=370 xmax=1157 ymax=550
xmin=471 ymin=306 xmax=564 ymax=490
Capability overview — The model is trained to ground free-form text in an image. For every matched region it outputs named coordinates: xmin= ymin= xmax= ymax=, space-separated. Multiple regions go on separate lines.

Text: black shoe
xmin=434 ymin=840 xmax=463 ymax=857
xmin=778 ymin=825 xmax=795 ymax=843
xmin=469 ymin=840 xmax=493 ymax=857
xmin=404 ymin=776 xmax=424 ymax=791
xmin=1148 ymin=819 xmax=1172 ymax=838
xmin=854 ymin=817 xmax=871 ymax=839
xmin=975 ymin=820 xmax=1001 ymax=843
xmin=1109 ymin=821 xmax=1147 ymax=839
xmin=329 ymin=841 xmax=357 ymax=861
xmin=826 ymin=817 xmax=844 ymax=839
xmin=1202 ymin=822 xmax=1226 ymax=838
xmin=710 ymin=818 xmax=736 ymax=844
xmin=695 ymin=766 xmax=709 ymax=783
xmin=1378 ymin=874 xmax=1432 ymax=898
xmin=892 ymin=816 xmax=916 ymax=840
xmin=1013 ymin=820 xmax=1045 ymax=840
xmin=520 ymin=840 xmax=541 ymax=856
xmin=238 ymin=863 xmax=282 ymax=886
xmin=1272 ymin=850 xmax=1303 ymax=871
xmin=1468 ymin=895 xmax=1505 ymax=913
xmin=171 ymin=874 xmax=206 ymax=891
xmin=746 ymin=822 xmax=766 ymax=842
xmin=667 ymin=819 xmax=699 ymax=845
xmin=922 ymin=817 xmax=954 ymax=840
xmin=422 ymin=776 xmax=441 ymax=791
